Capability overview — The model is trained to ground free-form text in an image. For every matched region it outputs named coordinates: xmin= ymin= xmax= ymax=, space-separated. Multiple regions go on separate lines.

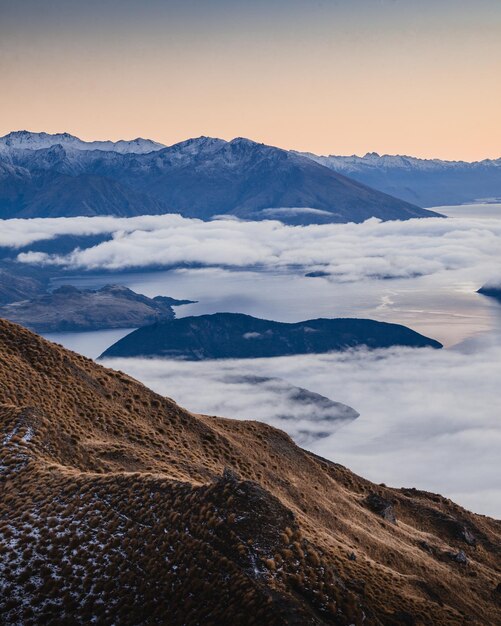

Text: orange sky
xmin=1 ymin=0 xmax=500 ymax=160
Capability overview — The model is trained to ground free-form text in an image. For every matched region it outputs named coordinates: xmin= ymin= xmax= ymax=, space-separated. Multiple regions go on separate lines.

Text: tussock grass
xmin=0 ymin=319 xmax=500 ymax=625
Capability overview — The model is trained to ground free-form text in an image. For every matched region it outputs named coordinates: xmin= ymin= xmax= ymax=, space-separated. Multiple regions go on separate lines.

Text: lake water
xmin=45 ymin=203 xmax=501 ymax=357
xmin=44 ymin=327 xmax=137 ymax=359
xmin=433 ymin=202 xmax=501 ymax=219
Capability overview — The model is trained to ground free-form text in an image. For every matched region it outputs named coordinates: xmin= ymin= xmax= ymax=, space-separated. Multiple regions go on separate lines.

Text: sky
xmin=1 ymin=0 xmax=500 ymax=160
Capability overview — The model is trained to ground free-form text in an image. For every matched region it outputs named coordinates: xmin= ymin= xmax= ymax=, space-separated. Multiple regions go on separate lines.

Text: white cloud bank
xmin=4 ymin=210 xmax=501 ymax=516
xmin=103 ymin=335 xmax=501 ymax=518
xmin=2 ymin=213 xmax=498 ymax=283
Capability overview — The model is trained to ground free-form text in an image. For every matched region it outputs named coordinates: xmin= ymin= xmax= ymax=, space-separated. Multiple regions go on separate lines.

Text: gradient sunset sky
xmin=1 ymin=0 xmax=500 ymax=160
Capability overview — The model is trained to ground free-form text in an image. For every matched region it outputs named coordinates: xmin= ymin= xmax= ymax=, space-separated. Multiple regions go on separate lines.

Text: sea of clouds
xmin=103 ymin=333 xmax=501 ymax=518
xmin=3 ymin=211 xmax=500 ymax=517
xmin=0 ymin=213 xmax=498 ymax=284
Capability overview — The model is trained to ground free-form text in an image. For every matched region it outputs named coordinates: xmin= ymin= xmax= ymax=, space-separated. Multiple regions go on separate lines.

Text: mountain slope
xmin=0 ymin=132 xmax=440 ymax=223
xmin=0 ymin=319 xmax=499 ymax=625
xmin=299 ymin=151 xmax=501 ymax=207
xmin=110 ymin=137 xmax=438 ymax=223
xmin=0 ymin=266 xmax=47 ymax=305
xmin=101 ymin=312 xmax=442 ymax=359
xmin=0 ymin=159 xmax=168 ymax=218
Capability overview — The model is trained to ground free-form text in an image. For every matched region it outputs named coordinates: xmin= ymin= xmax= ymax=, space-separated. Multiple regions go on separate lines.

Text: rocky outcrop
xmin=364 ymin=492 xmax=397 ymax=524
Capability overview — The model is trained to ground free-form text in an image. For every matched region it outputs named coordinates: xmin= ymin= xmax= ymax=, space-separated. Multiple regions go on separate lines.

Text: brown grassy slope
xmin=0 ymin=318 xmax=500 ymax=625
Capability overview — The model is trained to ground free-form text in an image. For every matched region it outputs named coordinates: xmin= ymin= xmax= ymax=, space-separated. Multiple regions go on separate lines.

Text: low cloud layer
xmin=5 ymin=211 xmax=501 ymax=517
xmin=2 ymin=213 xmax=498 ymax=284
xmin=103 ymin=335 xmax=501 ymax=518
xmin=105 ymin=368 xmax=358 ymax=445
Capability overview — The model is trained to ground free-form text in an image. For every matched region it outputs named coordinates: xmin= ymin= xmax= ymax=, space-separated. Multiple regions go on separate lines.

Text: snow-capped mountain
xmin=0 ymin=130 xmax=165 ymax=154
xmin=299 ymin=150 xmax=501 ymax=173
xmin=297 ymin=151 xmax=501 ymax=207
xmin=3 ymin=130 xmax=498 ymax=210
xmin=0 ymin=133 xmax=438 ymax=222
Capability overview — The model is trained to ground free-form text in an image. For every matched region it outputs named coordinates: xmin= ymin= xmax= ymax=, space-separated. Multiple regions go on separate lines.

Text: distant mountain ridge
xmin=297 ymin=150 xmax=501 ymax=207
xmin=0 ymin=131 xmax=439 ymax=223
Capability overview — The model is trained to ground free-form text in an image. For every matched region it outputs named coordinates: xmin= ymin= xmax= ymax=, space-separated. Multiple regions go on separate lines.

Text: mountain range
xmin=1 ymin=131 xmax=497 ymax=218
xmin=298 ymin=150 xmax=501 ymax=207
xmin=1 ymin=319 xmax=500 ymax=624
xmin=100 ymin=312 xmax=442 ymax=359
xmin=0 ymin=131 xmax=439 ymax=223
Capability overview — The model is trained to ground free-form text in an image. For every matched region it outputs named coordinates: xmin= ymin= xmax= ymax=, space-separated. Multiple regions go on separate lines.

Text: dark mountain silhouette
xmin=101 ymin=312 xmax=442 ymax=359
xmin=478 ymin=283 xmax=501 ymax=304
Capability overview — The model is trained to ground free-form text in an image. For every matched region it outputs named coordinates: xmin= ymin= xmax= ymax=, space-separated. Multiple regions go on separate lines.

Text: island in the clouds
xmin=100 ymin=312 xmax=442 ymax=359
xmin=0 ymin=284 xmax=195 ymax=332
xmin=1 ymin=318 xmax=499 ymax=625
xmin=205 ymin=374 xmax=359 ymax=445
xmin=0 ymin=131 xmax=440 ymax=224
xmin=478 ymin=283 xmax=501 ymax=304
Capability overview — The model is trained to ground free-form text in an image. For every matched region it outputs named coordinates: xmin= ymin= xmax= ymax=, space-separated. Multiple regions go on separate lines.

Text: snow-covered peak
xmin=229 ymin=137 xmax=259 ymax=146
xmin=165 ymin=136 xmax=271 ymax=160
xmin=167 ymin=136 xmax=227 ymax=155
xmin=0 ymin=131 xmax=166 ymax=154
